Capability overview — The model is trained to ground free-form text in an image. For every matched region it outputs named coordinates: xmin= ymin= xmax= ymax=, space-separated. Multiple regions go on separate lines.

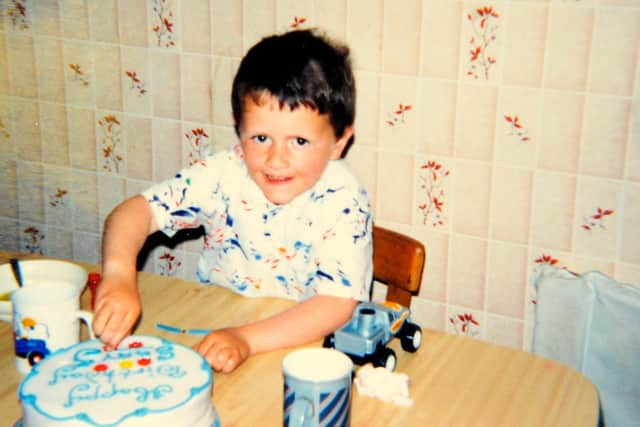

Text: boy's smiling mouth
xmin=265 ymin=174 xmax=293 ymax=183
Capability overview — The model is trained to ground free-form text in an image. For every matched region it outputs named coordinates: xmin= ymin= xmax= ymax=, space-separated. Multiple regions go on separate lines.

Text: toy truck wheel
xmin=374 ymin=347 xmax=397 ymax=372
xmin=400 ymin=322 xmax=422 ymax=353
xmin=28 ymin=352 xmax=45 ymax=366
xmin=322 ymin=333 xmax=335 ymax=348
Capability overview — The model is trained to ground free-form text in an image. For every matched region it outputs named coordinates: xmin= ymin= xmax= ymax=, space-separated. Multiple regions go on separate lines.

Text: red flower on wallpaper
xmin=504 ymin=115 xmax=530 ymax=143
xmin=450 ymin=312 xmax=480 ymax=337
xmin=469 ymin=46 xmax=479 ymax=61
xmin=581 ymin=207 xmax=614 ymax=231
xmin=23 ymin=226 xmax=44 ymax=255
xmin=417 ymin=160 xmax=449 ymax=227
xmin=535 ymin=254 xmax=559 ymax=266
xmin=531 ymin=253 xmax=576 ymax=304
xmin=185 ymin=128 xmax=210 ymax=166
xmin=68 ymin=63 xmax=90 ymax=86
xmin=290 ymin=16 xmax=307 ymax=28
xmin=476 ymin=6 xmax=500 ymax=23
xmin=466 ymin=6 xmax=500 ymax=80
xmin=8 ymin=0 xmax=29 ymax=29
xmin=386 ymin=104 xmax=412 ymax=127
xmin=125 ymin=70 xmax=147 ymax=96
xmin=0 ymin=117 xmax=10 ymax=141
xmin=533 ymin=252 xmax=576 ymax=275
xmin=152 ymin=0 xmax=176 ymax=48
xmin=163 ymin=18 xmax=173 ymax=32
xmin=158 ymin=251 xmax=182 ymax=276
xmin=48 ymin=188 xmax=68 ymax=208
xmin=98 ymin=115 xmax=123 ymax=173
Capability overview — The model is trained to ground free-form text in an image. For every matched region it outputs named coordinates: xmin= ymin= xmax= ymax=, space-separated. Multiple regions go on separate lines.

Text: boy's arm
xmin=196 ymin=295 xmax=358 ymax=373
xmin=93 ymin=195 xmax=159 ymax=349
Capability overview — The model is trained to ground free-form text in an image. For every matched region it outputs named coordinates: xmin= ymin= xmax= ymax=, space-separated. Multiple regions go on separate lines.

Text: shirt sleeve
xmin=141 ymin=152 xmax=231 ymax=238
xmin=312 ymin=185 xmax=373 ymax=301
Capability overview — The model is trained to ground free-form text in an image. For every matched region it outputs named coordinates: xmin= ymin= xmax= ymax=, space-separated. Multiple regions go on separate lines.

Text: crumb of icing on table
xmin=353 ymin=363 xmax=413 ymax=406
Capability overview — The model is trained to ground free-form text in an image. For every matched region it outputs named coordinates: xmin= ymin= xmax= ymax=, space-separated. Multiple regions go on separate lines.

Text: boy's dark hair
xmin=231 ymin=29 xmax=355 ymax=140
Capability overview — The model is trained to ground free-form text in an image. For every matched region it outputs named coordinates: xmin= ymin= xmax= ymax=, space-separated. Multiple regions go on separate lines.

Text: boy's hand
xmin=196 ymin=328 xmax=251 ymax=373
xmin=92 ymin=276 xmax=141 ymax=350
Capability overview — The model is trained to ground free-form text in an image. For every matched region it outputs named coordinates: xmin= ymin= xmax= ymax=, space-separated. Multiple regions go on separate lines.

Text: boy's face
xmin=239 ymin=95 xmax=352 ymax=205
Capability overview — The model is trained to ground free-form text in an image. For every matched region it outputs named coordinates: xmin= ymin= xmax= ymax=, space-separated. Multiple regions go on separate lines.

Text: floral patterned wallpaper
xmin=0 ymin=0 xmax=639 ymax=352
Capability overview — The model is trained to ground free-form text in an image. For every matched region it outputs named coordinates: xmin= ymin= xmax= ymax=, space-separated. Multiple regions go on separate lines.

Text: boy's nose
xmin=265 ymin=142 xmax=289 ymax=168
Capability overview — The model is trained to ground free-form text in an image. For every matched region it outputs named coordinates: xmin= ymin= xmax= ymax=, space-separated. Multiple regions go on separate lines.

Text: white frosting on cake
xmin=18 ymin=335 xmax=219 ymax=427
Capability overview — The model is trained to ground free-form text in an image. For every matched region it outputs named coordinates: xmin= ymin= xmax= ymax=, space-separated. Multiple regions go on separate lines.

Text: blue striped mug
xmin=283 ymin=348 xmax=353 ymax=427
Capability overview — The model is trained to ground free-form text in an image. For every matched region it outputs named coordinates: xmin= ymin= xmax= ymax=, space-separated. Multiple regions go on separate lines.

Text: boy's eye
xmin=252 ymin=135 xmax=269 ymax=143
xmin=293 ymin=137 xmax=309 ymax=147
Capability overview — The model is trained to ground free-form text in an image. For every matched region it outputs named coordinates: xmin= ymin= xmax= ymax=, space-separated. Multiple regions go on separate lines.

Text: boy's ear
xmin=331 ymin=126 xmax=353 ymax=160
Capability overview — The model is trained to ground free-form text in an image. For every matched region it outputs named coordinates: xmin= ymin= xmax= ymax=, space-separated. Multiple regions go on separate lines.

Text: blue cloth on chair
xmin=532 ymin=266 xmax=640 ymax=427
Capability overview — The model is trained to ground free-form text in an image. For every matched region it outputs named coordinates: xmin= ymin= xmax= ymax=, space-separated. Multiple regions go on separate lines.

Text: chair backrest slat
xmin=372 ymin=226 xmax=426 ymax=307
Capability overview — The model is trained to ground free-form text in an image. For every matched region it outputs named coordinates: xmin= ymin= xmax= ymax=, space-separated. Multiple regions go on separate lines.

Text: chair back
xmin=372 ymin=226 xmax=426 ymax=307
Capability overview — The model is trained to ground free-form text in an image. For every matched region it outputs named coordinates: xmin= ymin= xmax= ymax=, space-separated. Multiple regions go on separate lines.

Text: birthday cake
xmin=18 ymin=335 xmax=219 ymax=427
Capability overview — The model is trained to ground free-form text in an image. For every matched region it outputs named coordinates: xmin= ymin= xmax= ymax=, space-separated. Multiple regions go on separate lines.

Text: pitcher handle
xmin=76 ymin=310 xmax=95 ymax=339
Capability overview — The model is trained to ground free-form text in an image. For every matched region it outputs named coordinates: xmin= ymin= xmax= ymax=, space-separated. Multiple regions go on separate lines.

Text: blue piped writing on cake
xmin=65 ymin=383 xmax=174 ymax=407
xmin=46 ymin=341 xmax=188 ymax=408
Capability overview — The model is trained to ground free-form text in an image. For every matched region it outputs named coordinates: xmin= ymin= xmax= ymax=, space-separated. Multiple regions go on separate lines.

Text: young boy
xmin=92 ymin=29 xmax=373 ymax=373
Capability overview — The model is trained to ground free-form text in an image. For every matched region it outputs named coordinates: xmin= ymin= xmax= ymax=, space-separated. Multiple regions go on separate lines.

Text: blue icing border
xmin=18 ymin=336 xmax=213 ymax=427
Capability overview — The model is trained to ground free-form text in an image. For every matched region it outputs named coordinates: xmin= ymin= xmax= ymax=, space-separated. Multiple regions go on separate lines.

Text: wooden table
xmin=0 ymin=253 xmax=599 ymax=427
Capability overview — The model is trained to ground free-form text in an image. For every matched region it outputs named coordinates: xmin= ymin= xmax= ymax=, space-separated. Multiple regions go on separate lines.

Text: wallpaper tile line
xmin=569 ymin=28 xmax=596 ymax=260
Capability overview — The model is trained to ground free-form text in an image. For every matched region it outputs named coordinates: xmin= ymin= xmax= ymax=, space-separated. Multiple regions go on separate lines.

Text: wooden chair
xmin=372 ymin=225 xmax=426 ymax=307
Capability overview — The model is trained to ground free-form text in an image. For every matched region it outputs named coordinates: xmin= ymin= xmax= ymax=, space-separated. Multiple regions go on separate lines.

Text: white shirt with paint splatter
xmin=142 ymin=145 xmax=373 ymax=301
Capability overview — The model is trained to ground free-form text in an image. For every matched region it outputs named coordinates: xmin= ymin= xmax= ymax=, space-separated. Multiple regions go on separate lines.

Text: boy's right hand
xmin=196 ymin=328 xmax=251 ymax=373
xmin=92 ymin=275 xmax=141 ymax=350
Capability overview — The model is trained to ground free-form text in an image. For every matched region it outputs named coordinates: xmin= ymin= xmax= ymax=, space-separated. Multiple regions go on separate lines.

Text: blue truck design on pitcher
xmin=15 ymin=337 xmax=51 ymax=366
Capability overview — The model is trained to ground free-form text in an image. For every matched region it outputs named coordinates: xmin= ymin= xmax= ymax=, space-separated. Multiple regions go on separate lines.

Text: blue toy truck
xmin=15 ymin=338 xmax=51 ymax=366
xmin=323 ymin=301 xmax=422 ymax=371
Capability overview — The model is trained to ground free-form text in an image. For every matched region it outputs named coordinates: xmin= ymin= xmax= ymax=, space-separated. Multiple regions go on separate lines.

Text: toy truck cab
xmin=323 ymin=301 xmax=422 ymax=371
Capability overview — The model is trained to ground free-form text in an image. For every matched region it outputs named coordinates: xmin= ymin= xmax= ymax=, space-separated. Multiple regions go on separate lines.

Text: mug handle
xmin=289 ymin=397 xmax=313 ymax=427
xmin=76 ymin=310 xmax=96 ymax=339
